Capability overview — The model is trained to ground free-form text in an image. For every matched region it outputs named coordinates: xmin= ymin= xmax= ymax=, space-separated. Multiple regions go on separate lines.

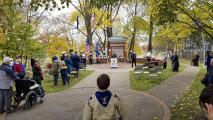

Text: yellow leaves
xmin=134 ymin=44 xmax=143 ymax=55
xmin=133 ymin=16 xmax=149 ymax=32
xmin=69 ymin=10 xmax=80 ymax=23
xmin=91 ymin=8 xmax=112 ymax=27
xmin=47 ymin=36 xmax=70 ymax=56
xmin=69 ymin=7 xmax=112 ymax=29
xmin=0 ymin=29 xmax=6 ymax=45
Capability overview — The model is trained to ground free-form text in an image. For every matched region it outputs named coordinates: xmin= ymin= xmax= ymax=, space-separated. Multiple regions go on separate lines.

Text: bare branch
xmin=112 ymin=0 xmax=122 ymax=22
xmin=48 ymin=12 xmax=87 ymax=37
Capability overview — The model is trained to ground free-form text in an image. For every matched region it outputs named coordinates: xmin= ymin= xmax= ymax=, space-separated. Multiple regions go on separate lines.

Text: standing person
xmin=32 ymin=60 xmax=43 ymax=85
xmin=131 ymin=52 xmax=137 ymax=68
xmin=162 ymin=53 xmax=167 ymax=69
xmin=52 ymin=56 xmax=60 ymax=86
xmin=88 ymin=54 xmax=93 ymax=65
xmin=13 ymin=57 xmax=26 ymax=79
xmin=0 ymin=57 xmax=19 ymax=114
xmin=112 ymin=52 xmax=117 ymax=58
xmin=195 ymin=53 xmax=200 ymax=66
xmin=31 ymin=58 xmax=36 ymax=70
xmin=71 ymin=52 xmax=81 ymax=76
xmin=206 ymin=51 xmax=212 ymax=72
xmin=32 ymin=60 xmax=45 ymax=97
xmin=170 ymin=52 xmax=175 ymax=70
xmin=60 ymin=61 xmax=69 ymax=85
xmin=81 ymin=52 xmax=86 ymax=66
xmin=83 ymin=74 xmax=124 ymax=120
xmin=64 ymin=54 xmax=72 ymax=74
xmin=64 ymin=54 xmax=72 ymax=81
xmin=172 ymin=54 xmax=179 ymax=72
xmin=207 ymin=59 xmax=213 ymax=85
xmin=96 ymin=55 xmax=101 ymax=64
xmin=61 ymin=52 xmax=66 ymax=61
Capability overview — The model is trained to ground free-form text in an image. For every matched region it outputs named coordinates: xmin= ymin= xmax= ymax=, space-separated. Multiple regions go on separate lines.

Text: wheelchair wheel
xmin=24 ymin=91 xmax=37 ymax=109
xmin=11 ymin=94 xmax=20 ymax=108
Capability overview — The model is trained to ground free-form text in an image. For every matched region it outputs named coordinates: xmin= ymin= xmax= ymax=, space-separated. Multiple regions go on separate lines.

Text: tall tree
xmin=123 ymin=0 xmax=148 ymax=55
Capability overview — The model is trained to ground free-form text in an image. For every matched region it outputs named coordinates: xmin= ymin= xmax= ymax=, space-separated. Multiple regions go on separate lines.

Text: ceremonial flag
xmin=94 ymin=41 xmax=100 ymax=56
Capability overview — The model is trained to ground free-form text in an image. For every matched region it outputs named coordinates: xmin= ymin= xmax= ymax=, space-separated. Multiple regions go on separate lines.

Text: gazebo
xmin=108 ymin=36 xmax=128 ymax=59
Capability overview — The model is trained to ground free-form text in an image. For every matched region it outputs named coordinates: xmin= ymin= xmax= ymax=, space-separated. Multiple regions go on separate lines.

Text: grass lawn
xmin=171 ymin=65 xmax=206 ymax=120
xmin=42 ymin=70 xmax=94 ymax=93
xmin=130 ymin=62 xmax=185 ymax=91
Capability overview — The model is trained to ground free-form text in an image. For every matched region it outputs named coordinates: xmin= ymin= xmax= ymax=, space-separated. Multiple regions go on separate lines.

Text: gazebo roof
xmin=108 ymin=36 xmax=128 ymax=42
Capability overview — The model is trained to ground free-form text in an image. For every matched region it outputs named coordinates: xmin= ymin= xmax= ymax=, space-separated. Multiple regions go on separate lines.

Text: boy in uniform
xmin=83 ymin=74 xmax=124 ymax=120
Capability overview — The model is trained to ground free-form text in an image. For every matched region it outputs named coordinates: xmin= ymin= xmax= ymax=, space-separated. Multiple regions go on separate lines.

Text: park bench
xmin=148 ymin=69 xmax=159 ymax=79
xmin=154 ymin=66 xmax=163 ymax=74
xmin=134 ymin=70 xmax=142 ymax=80
xmin=143 ymin=67 xmax=150 ymax=74
xmin=70 ymin=71 xmax=78 ymax=78
xmin=133 ymin=65 xmax=145 ymax=80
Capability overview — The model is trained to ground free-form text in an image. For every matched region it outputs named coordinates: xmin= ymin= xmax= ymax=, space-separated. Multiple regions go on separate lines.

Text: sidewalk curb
xmin=132 ymin=90 xmax=171 ymax=120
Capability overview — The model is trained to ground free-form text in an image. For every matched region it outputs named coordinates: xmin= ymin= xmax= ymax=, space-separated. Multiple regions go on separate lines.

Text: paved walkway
xmin=147 ymin=65 xmax=200 ymax=107
xmin=3 ymin=63 xmax=200 ymax=120
xmin=5 ymin=63 xmax=168 ymax=120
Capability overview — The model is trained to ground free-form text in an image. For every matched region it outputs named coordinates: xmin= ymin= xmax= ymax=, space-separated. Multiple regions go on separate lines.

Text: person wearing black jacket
xmin=131 ymin=52 xmax=137 ymax=68
xmin=71 ymin=52 xmax=81 ymax=76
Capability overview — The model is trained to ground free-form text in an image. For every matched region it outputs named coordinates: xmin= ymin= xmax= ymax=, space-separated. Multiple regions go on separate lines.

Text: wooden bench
xmin=70 ymin=71 xmax=78 ymax=78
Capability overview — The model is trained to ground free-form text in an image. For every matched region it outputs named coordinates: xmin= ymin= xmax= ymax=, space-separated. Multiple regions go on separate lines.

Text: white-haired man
xmin=0 ymin=57 xmax=19 ymax=114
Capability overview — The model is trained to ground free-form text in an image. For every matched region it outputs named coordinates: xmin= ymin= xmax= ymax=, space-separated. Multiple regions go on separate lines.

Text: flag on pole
xmin=94 ymin=41 xmax=100 ymax=56
xmin=86 ymin=38 xmax=90 ymax=55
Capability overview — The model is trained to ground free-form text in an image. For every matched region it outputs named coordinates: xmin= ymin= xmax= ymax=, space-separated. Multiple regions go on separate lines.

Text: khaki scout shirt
xmin=83 ymin=94 xmax=124 ymax=120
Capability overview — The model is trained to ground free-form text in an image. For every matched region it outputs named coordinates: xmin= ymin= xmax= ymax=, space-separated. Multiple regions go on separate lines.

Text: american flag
xmin=94 ymin=41 xmax=100 ymax=56
xmin=86 ymin=38 xmax=90 ymax=55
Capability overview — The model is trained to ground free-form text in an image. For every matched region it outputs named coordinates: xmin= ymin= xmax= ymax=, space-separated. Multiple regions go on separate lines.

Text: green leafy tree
xmin=123 ymin=0 xmax=148 ymax=55
xmin=0 ymin=0 xmax=45 ymax=60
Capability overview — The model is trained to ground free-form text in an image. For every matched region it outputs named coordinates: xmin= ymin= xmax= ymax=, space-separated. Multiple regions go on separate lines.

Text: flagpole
xmin=77 ymin=16 xmax=80 ymax=53
xmin=78 ymin=31 xmax=80 ymax=53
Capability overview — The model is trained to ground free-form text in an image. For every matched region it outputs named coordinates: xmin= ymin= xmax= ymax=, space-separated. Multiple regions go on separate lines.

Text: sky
xmin=46 ymin=0 xmax=76 ymax=16
xmin=38 ymin=0 xmax=148 ymax=48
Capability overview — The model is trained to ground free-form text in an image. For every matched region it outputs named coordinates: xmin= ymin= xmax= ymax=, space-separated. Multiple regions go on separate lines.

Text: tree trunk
xmin=25 ymin=55 xmax=28 ymax=68
xmin=106 ymin=27 xmax=113 ymax=38
xmin=148 ymin=15 xmax=153 ymax=53
xmin=128 ymin=1 xmax=138 ymax=57
xmin=128 ymin=28 xmax=137 ymax=56
xmin=84 ymin=13 xmax=93 ymax=47
xmin=103 ymin=29 xmax=107 ymax=51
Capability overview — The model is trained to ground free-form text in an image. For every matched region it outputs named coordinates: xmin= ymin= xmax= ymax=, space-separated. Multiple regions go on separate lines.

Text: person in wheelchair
xmin=12 ymin=56 xmax=26 ymax=79
xmin=13 ymin=79 xmax=45 ymax=109
xmin=0 ymin=57 xmax=19 ymax=114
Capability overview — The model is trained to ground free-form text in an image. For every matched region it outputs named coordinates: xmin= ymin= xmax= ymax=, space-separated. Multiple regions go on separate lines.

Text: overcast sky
xmin=46 ymin=0 xmax=76 ymax=16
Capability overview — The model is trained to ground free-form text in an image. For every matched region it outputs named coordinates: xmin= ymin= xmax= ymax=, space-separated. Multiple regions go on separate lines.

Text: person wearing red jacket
xmin=12 ymin=57 xmax=25 ymax=79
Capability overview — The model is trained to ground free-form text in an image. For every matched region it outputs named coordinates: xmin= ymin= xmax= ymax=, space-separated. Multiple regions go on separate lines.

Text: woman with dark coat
xmin=208 ymin=59 xmax=213 ymax=85
xmin=172 ymin=54 xmax=179 ymax=72
xmin=32 ymin=60 xmax=43 ymax=85
xmin=31 ymin=58 xmax=36 ymax=69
